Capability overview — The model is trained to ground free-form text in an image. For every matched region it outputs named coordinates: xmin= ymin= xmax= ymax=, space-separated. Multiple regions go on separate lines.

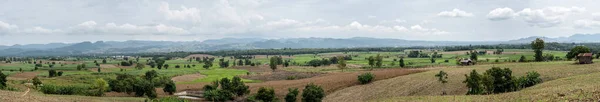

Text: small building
xmin=460 ymin=59 xmax=473 ymax=66
xmin=577 ymin=53 xmax=593 ymax=64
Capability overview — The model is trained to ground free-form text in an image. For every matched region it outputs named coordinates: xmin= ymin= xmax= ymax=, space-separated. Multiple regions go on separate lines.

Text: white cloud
xmin=488 ymin=6 xmax=586 ymax=27
xmin=437 ymin=9 xmax=474 ymax=18
xmin=69 ymin=21 xmax=189 ymax=35
xmin=0 ymin=21 xmax=19 ymax=35
xmin=593 ymin=12 xmax=600 ymax=21
xmin=574 ymin=19 xmax=600 ymax=28
xmin=410 ymin=25 xmax=448 ymax=34
xmin=22 ymin=27 xmax=63 ymax=34
xmin=158 ymin=2 xmax=202 ymax=23
xmin=487 ymin=7 xmax=516 ymax=21
xmin=368 ymin=15 xmax=377 ymax=19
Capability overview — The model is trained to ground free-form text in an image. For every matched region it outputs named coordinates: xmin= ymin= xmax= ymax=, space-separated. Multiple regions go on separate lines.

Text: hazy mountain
xmin=2 ymin=33 xmax=600 ymax=56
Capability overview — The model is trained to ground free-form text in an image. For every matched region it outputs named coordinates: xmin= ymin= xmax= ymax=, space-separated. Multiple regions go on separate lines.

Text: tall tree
xmin=375 ymin=54 xmax=383 ymax=68
xmin=269 ymin=56 xmax=278 ymax=72
xmin=531 ymin=38 xmax=545 ymax=62
xmin=435 ymin=71 xmax=449 ymax=95
xmin=566 ymin=46 xmax=591 ymax=60
xmin=399 ymin=58 xmax=405 ymax=68
xmin=337 ymin=56 xmax=346 ymax=72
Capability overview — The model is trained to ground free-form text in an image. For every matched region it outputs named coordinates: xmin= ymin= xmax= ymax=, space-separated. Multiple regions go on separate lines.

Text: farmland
xmin=1 ymin=48 xmax=598 ymax=102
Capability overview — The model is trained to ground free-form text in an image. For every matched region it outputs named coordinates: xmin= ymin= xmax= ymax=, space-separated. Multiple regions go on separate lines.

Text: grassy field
xmin=325 ymin=61 xmax=600 ymax=101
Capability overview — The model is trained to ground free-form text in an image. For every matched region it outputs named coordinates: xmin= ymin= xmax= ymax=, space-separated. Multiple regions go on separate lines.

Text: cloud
xmin=574 ymin=19 xmax=600 ymax=28
xmin=437 ymin=9 xmax=474 ymax=18
xmin=368 ymin=15 xmax=377 ymax=19
xmin=21 ymin=27 xmax=63 ymax=34
xmin=593 ymin=12 xmax=600 ymax=21
xmin=488 ymin=6 xmax=586 ymax=27
xmin=0 ymin=21 xmax=19 ymax=35
xmin=487 ymin=7 xmax=516 ymax=21
xmin=158 ymin=2 xmax=202 ymax=23
xmin=410 ymin=25 xmax=449 ymax=34
xmin=69 ymin=21 xmax=190 ymax=35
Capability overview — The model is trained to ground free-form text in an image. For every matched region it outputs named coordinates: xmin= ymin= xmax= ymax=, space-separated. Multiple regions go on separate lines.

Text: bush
xmin=285 ymin=88 xmax=299 ymax=102
xmin=463 ymin=67 xmax=542 ymax=95
xmin=0 ymin=72 xmax=6 ymax=88
xmin=256 ymin=87 xmax=276 ymax=102
xmin=57 ymin=71 xmax=63 ymax=76
xmin=40 ymin=84 xmax=89 ymax=95
xmin=163 ymin=80 xmax=177 ymax=95
xmin=301 ymin=83 xmax=324 ymax=102
xmin=516 ymin=71 xmax=542 ymax=88
xmin=32 ymin=76 xmax=42 ymax=88
xmin=357 ymin=73 xmax=374 ymax=84
xmin=48 ymin=70 xmax=57 ymax=77
xmin=204 ymin=89 xmax=233 ymax=101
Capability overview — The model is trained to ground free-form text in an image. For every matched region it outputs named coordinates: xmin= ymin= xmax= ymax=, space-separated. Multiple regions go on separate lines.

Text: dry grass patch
xmin=325 ymin=61 xmax=600 ymax=102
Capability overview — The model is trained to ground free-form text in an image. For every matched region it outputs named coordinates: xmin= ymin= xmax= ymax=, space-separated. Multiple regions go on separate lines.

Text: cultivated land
xmin=3 ymin=49 xmax=600 ymax=101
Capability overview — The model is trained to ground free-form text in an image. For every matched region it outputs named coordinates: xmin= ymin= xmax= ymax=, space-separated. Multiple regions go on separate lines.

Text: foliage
xmin=269 ymin=56 xmax=278 ymax=72
xmin=40 ymin=84 xmax=90 ymax=95
xmin=301 ymin=83 xmax=325 ymax=102
xmin=358 ymin=73 xmax=375 ymax=84
xmin=32 ymin=76 xmax=42 ymax=88
xmin=203 ymin=76 xmax=249 ymax=101
xmin=163 ymin=79 xmax=177 ymax=95
xmin=463 ymin=70 xmax=483 ymax=95
xmin=399 ymin=58 xmax=405 ymax=67
xmin=204 ymin=89 xmax=233 ymax=102
xmin=337 ymin=56 xmax=346 ymax=71
xmin=0 ymin=71 xmax=6 ymax=88
xmin=93 ymin=78 xmax=109 ymax=96
xmin=519 ymin=55 xmax=526 ymax=62
xmin=256 ymin=87 xmax=276 ymax=102
xmin=48 ymin=70 xmax=57 ymax=77
xmin=463 ymin=67 xmax=542 ymax=95
xmin=435 ymin=71 xmax=449 ymax=95
xmin=145 ymin=70 xmax=158 ymax=80
xmin=566 ymin=46 xmax=591 ymax=60
xmin=135 ymin=63 xmax=145 ymax=70
xmin=285 ymin=88 xmax=300 ymax=102
xmin=531 ymin=38 xmax=545 ymax=62
xmin=516 ymin=71 xmax=542 ymax=89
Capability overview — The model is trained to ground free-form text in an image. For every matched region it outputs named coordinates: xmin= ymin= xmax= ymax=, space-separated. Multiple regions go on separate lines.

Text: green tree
xmin=94 ymin=78 xmax=109 ymax=96
xmin=163 ymin=80 xmax=177 ymax=95
xmin=463 ymin=70 xmax=483 ymax=95
xmin=337 ymin=56 xmax=346 ymax=72
xmin=367 ymin=56 xmax=375 ymax=67
xmin=32 ymin=76 xmax=42 ymax=88
xmin=566 ymin=46 xmax=591 ymax=60
xmin=375 ymin=54 xmax=383 ymax=68
xmin=399 ymin=58 xmax=405 ymax=68
xmin=519 ymin=55 xmax=526 ymax=62
xmin=256 ymin=87 xmax=276 ymax=102
xmin=0 ymin=71 xmax=7 ymax=88
xmin=102 ymin=59 xmax=107 ymax=64
xmin=269 ymin=56 xmax=278 ymax=72
xmin=285 ymin=88 xmax=299 ymax=102
xmin=531 ymin=38 xmax=545 ymax=61
xmin=135 ymin=63 xmax=145 ymax=70
xmin=144 ymin=70 xmax=158 ymax=80
xmin=470 ymin=51 xmax=478 ymax=61
xmin=435 ymin=71 xmax=449 ymax=95
xmin=301 ymin=83 xmax=324 ymax=102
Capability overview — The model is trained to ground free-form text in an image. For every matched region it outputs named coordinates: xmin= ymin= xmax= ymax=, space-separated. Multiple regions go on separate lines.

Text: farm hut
xmin=578 ymin=53 xmax=593 ymax=64
xmin=460 ymin=59 xmax=473 ymax=66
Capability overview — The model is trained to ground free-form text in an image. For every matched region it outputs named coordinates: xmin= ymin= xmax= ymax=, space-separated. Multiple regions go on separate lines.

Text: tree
xmin=163 ymin=79 xmax=176 ymax=95
xmin=256 ymin=87 xmax=276 ymax=102
xmin=519 ymin=55 xmax=526 ymax=62
xmin=470 ymin=51 xmax=478 ymax=61
xmin=48 ymin=70 xmax=57 ymax=77
xmin=566 ymin=46 xmax=591 ymax=60
xmin=367 ymin=56 xmax=375 ymax=67
xmin=430 ymin=58 xmax=436 ymax=63
xmin=231 ymin=76 xmax=250 ymax=97
xmin=135 ymin=63 xmax=145 ymax=70
xmin=302 ymin=83 xmax=324 ymax=102
xmin=144 ymin=70 xmax=158 ymax=80
xmin=203 ymin=61 xmax=212 ymax=69
xmin=399 ymin=58 xmax=405 ymax=68
xmin=0 ymin=71 xmax=6 ymax=88
xmin=358 ymin=73 xmax=374 ymax=84
xmin=269 ymin=56 xmax=278 ymax=72
xmin=94 ymin=78 xmax=109 ymax=96
xmin=463 ymin=70 xmax=483 ymax=95
xmin=32 ymin=76 xmax=42 ymax=88
xmin=531 ymin=38 xmax=545 ymax=61
xmin=102 ymin=59 xmax=107 ymax=64
xmin=285 ymin=88 xmax=299 ymax=102
xmin=435 ymin=71 xmax=449 ymax=95
xmin=337 ymin=56 xmax=346 ymax=72
xmin=375 ymin=54 xmax=383 ymax=68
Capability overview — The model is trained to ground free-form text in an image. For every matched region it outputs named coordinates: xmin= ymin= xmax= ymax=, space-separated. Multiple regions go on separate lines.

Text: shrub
xmin=301 ymin=83 xmax=324 ymax=102
xmin=57 ymin=71 xmax=63 ymax=76
xmin=256 ymin=87 xmax=276 ymax=102
xmin=163 ymin=80 xmax=177 ymax=95
xmin=32 ymin=76 xmax=42 ymax=88
xmin=48 ymin=70 xmax=57 ymax=77
xmin=463 ymin=67 xmax=541 ymax=95
xmin=40 ymin=84 xmax=89 ymax=95
xmin=285 ymin=88 xmax=299 ymax=102
xmin=204 ymin=89 xmax=233 ymax=101
xmin=92 ymin=78 xmax=108 ymax=96
xmin=0 ymin=72 xmax=6 ymax=88
xmin=358 ymin=73 xmax=374 ymax=84
xmin=517 ymin=71 xmax=542 ymax=88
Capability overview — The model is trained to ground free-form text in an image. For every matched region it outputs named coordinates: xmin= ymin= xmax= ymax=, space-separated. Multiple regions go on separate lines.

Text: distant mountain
xmin=2 ymin=33 xmax=600 ymax=56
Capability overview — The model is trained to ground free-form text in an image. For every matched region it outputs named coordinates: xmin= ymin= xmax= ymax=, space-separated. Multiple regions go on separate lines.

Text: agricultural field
xmin=0 ymin=49 xmax=594 ymax=102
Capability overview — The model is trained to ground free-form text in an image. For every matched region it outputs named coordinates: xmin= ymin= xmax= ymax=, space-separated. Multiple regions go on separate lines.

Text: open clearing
xmin=325 ymin=61 xmax=600 ymax=102
xmin=7 ymin=72 xmax=39 ymax=80
xmin=171 ymin=73 xmax=206 ymax=82
xmin=246 ymin=68 xmax=427 ymax=99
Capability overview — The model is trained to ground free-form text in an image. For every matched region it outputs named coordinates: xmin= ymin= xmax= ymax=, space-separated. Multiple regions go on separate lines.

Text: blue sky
xmin=1 ymin=0 xmax=600 ymax=45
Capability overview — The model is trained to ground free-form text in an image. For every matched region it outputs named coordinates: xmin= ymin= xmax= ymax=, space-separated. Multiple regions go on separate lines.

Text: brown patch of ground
xmin=185 ymin=54 xmax=216 ymax=59
xmin=99 ymin=64 xmax=119 ymax=68
xmin=253 ymin=55 xmax=294 ymax=59
xmin=245 ymin=68 xmax=427 ymax=100
xmin=440 ymin=51 xmax=469 ymax=55
xmin=233 ymin=65 xmax=273 ymax=73
xmin=0 ymin=90 xmax=144 ymax=102
xmin=171 ymin=73 xmax=206 ymax=82
xmin=241 ymin=71 xmax=323 ymax=81
xmin=8 ymin=72 xmax=40 ymax=80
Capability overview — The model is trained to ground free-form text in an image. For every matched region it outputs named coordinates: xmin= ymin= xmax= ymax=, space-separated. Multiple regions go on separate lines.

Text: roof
xmin=578 ymin=53 xmax=593 ymax=57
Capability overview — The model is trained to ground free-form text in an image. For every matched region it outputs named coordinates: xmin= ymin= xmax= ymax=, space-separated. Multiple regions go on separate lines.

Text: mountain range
xmin=1 ymin=33 xmax=599 ymax=56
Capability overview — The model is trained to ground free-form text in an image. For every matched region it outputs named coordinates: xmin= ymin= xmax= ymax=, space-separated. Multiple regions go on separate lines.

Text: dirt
xmin=7 ymin=72 xmax=40 ymax=80
xmin=99 ymin=64 xmax=119 ymax=68
xmin=253 ymin=55 xmax=294 ymax=59
xmin=245 ymin=68 xmax=427 ymax=100
xmin=241 ymin=71 xmax=323 ymax=81
xmin=171 ymin=73 xmax=206 ymax=82
xmin=185 ymin=54 xmax=216 ymax=59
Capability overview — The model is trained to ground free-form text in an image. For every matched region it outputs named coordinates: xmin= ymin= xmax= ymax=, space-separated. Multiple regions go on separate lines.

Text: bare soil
xmin=171 ymin=73 xmax=206 ymax=82
xmin=7 ymin=72 xmax=39 ymax=80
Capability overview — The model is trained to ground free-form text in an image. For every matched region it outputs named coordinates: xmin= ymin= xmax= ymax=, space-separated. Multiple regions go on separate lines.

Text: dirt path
xmin=21 ymin=88 xmax=30 ymax=97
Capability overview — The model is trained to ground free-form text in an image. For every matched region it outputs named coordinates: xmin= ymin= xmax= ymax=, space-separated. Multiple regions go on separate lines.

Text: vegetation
xmin=285 ymin=88 xmax=300 ymax=102
xmin=255 ymin=87 xmax=276 ymax=102
xmin=463 ymin=67 xmax=542 ymax=95
xmin=358 ymin=73 xmax=375 ymax=84
xmin=203 ymin=76 xmax=250 ymax=101
xmin=0 ymin=71 xmax=6 ymax=88
xmin=531 ymin=38 xmax=545 ymax=61
xmin=566 ymin=46 xmax=591 ymax=60
xmin=434 ymin=71 xmax=448 ymax=95
xmin=302 ymin=83 xmax=325 ymax=102
xmin=163 ymin=79 xmax=176 ymax=95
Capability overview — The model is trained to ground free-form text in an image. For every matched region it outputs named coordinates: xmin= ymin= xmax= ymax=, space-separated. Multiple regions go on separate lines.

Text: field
xmin=3 ymin=49 xmax=598 ymax=102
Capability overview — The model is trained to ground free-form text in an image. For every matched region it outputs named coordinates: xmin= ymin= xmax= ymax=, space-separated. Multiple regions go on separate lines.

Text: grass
xmin=324 ymin=61 xmax=600 ymax=101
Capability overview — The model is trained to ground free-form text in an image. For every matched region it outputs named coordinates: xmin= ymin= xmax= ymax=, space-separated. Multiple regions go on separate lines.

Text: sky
xmin=1 ymin=0 xmax=600 ymax=45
